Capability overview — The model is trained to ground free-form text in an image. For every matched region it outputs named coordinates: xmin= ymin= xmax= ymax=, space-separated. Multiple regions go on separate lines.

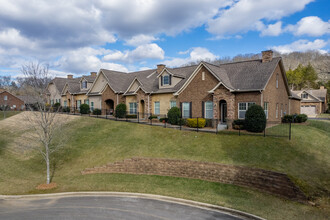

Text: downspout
xmin=148 ymin=94 xmax=150 ymax=114
xmin=117 ymin=93 xmax=119 ymax=105
xmin=260 ymin=90 xmax=263 ymax=107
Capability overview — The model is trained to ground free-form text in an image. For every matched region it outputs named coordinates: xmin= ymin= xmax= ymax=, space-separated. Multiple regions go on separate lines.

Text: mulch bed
xmin=36 ymin=182 xmax=57 ymax=190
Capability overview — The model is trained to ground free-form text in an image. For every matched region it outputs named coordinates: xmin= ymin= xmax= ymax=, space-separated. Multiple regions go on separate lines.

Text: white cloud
xmin=286 ymin=16 xmax=330 ymax=36
xmin=164 ymin=47 xmax=218 ymax=67
xmin=103 ymin=43 xmax=165 ymax=63
xmin=259 ymin=21 xmax=283 ymax=36
xmin=272 ymin=39 xmax=328 ymax=54
xmin=207 ymin=0 xmax=313 ymax=37
xmin=125 ymin=34 xmax=159 ymax=46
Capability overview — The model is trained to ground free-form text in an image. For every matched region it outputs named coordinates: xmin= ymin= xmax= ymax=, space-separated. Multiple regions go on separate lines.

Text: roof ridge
xmin=219 ymin=56 xmax=281 ymax=65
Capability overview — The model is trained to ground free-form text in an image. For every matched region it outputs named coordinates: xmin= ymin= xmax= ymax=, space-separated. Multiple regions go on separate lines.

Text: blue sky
xmin=0 ymin=0 xmax=329 ymax=78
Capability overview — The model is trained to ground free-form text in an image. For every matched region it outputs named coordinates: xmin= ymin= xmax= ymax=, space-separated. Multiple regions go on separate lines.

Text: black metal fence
xmin=56 ymin=107 xmax=292 ymax=139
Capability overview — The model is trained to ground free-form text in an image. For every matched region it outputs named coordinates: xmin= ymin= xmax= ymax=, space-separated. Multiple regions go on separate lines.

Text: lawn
xmin=0 ymin=114 xmax=329 ymax=219
xmin=0 ymin=111 xmax=21 ymax=120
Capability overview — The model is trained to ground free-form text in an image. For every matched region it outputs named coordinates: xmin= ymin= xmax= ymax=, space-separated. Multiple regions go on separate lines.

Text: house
xmin=88 ymin=50 xmax=298 ymax=125
xmin=291 ymin=87 xmax=328 ymax=116
xmin=0 ymin=89 xmax=25 ymax=110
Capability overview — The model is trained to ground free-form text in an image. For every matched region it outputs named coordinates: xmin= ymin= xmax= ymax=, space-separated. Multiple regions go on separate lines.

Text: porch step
xmin=217 ymin=123 xmax=228 ymax=130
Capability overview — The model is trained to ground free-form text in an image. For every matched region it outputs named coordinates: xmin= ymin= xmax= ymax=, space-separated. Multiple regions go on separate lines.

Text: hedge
xmin=159 ymin=117 xmax=168 ymax=123
xmin=186 ymin=118 xmax=206 ymax=128
xmin=232 ymin=119 xmax=245 ymax=130
xmin=126 ymin=114 xmax=137 ymax=118
xmin=245 ymin=105 xmax=266 ymax=132
xmin=115 ymin=103 xmax=127 ymax=118
xmin=80 ymin=104 xmax=90 ymax=114
xmin=93 ymin=108 xmax=101 ymax=115
xmin=282 ymin=114 xmax=308 ymax=123
xmin=167 ymin=107 xmax=181 ymax=125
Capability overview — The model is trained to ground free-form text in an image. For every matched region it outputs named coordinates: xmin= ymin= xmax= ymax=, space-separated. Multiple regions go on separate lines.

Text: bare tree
xmin=21 ymin=62 xmax=64 ymax=184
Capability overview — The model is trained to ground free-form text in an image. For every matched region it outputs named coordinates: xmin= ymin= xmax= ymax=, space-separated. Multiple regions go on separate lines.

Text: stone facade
xmin=101 ymin=84 xmax=125 ymax=114
xmin=0 ymin=91 xmax=25 ymax=110
xmin=82 ymin=157 xmax=306 ymax=201
xmin=213 ymin=85 xmax=235 ymax=121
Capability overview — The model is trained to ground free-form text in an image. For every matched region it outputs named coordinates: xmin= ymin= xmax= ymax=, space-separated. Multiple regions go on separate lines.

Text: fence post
xmin=150 ymin=114 xmax=152 ymax=126
xmin=197 ymin=117 xmax=199 ymax=132
xmin=264 ymin=126 xmax=266 ymax=137
xmin=216 ymin=119 xmax=218 ymax=134
xmin=289 ymin=121 xmax=292 ymax=140
xmin=179 ymin=116 xmax=182 ymax=130
xmin=138 ymin=112 xmax=139 ymax=123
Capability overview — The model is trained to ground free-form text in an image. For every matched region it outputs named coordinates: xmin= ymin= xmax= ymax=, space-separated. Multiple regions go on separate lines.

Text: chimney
xmin=262 ymin=50 xmax=273 ymax=63
xmin=90 ymin=72 xmax=97 ymax=77
xmin=157 ymin=64 xmax=166 ymax=74
xmin=67 ymin=74 xmax=73 ymax=79
xmin=320 ymin=86 xmax=325 ymax=90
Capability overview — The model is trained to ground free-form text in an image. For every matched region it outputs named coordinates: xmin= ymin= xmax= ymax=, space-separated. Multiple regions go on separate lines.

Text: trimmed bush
xmin=62 ymin=106 xmax=70 ymax=112
xmin=53 ymin=102 xmax=61 ymax=108
xmin=159 ymin=117 xmax=168 ymax=123
xmin=296 ymin=114 xmax=308 ymax=123
xmin=167 ymin=107 xmax=181 ymax=125
xmin=245 ymin=105 xmax=266 ymax=132
xmin=126 ymin=114 xmax=137 ymax=118
xmin=186 ymin=118 xmax=206 ymax=128
xmin=115 ymin=103 xmax=127 ymax=118
xmin=205 ymin=119 xmax=213 ymax=127
xmin=148 ymin=115 xmax=157 ymax=120
xmin=93 ymin=108 xmax=101 ymax=115
xmin=282 ymin=115 xmax=294 ymax=123
xmin=282 ymin=114 xmax=308 ymax=123
xmin=80 ymin=104 xmax=90 ymax=114
xmin=232 ymin=119 xmax=245 ymax=130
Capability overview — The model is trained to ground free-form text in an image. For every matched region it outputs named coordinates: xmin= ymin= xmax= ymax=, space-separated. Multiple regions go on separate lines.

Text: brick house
xmin=88 ymin=50 xmax=299 ymax=125
xmin=291 ymin=87 xmax=328 ymax=116
xmin=0 ymin=89 xmax=25 ymax=110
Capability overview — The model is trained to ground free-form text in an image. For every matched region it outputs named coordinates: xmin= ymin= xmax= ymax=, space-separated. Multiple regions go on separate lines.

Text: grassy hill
xmin=0 ymin=113 xmax=329 ymax=219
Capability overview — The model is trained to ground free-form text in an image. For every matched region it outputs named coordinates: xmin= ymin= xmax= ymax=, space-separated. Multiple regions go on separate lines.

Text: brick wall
xmin=102 ymin=85 xmax=125 ymax=114
xmin=0 ymin=91 xmax=24 ymax=110
xmin=82 ymin=157 xmax=306 ymax=201
xmin=289 ymin=99 xmax=301 ymax=115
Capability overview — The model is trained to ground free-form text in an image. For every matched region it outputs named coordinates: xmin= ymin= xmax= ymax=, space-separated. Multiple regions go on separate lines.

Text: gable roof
xmin=291 ymin=88 xmax=327 ymax=102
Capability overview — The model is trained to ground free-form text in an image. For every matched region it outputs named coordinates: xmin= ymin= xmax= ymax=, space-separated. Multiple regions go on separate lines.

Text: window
xmin=276 ymin=74 xmax=279 ymax=88
xmin=91 ymin=102 xmax=94 ymax=111
xmin=238 ymin=102 xmax=255 ymax=119
xmin=170 ymin=101 xmax=176 ymax=108
xmin=21 ymin=105 xmax=24 ymax=110
xmin=64 ymin=101 xmax=67 ymax=107
xmin=163 ymin=75 xmax=169 ymax=85
xmin=276 ymin=103 xmax=279 ymax=118
xmin=129 ymin=102 xmax=137 ymax=114
xmin=182 ymin=102 xmax=190 ymax=118
xmin=281 ymin=104 xmax=283 ymax=117
xmin=264 ymin=102 xmax=269 ymax=119
xmin=51 ymin=99 xmax=54 ymax=105
xmin=154 ymin=102 xmax=160 ymax=114
xmin=12 ymin=105 xmax=16 ymax=109
xmin=77 ymin=100 xmax=81 ymax=110
xmin=202 ymin=71 xmax=205 ymax=80
xmin=55 ymin=99 xmax=58 ymax=103
xmin=301 ymin=93 xmax=308 ymax=99
xmin=4 ymin=95 xmax=7 ymax=101
xmin=82 ymin=80 xmax=88 ymax=89
xmin=205 ymin=101 xmax=213 ymax=119
xmin=84 ymin=99 xmax=89 ymax=105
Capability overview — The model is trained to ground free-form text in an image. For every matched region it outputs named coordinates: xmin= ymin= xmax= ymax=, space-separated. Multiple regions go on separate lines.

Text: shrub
xmin=245 ymin=105 xmax=266 ymax=132
xmin=186 ymin=118 xmax=206 ymax=128
xmin=148 ymin=115 xmax=158 ymax=120
xmin=296 ymin=114 xmax=308 ymax=123
xmin=167 ymin=107 xmax=181 ymax=125
xmin=93 ymin=108 xmax=101 ymax=115
xmin=62 ymin=106 xmax=70 ymax=112
xmin=282 ymin=115 xmax=294 ymax=123
xmin=126 ymin=114 xmax=137 ymax=118
xmin=80 ymin=104 xmax=90 ymax=114
xmin=53 ymin=102 xmax=61 ymax=109
xmin=232 ymin=119 xmax=245 ymax=130
xmin=205 ymin=119 xmax=213 ymax=127
xmin=159 ymin=117 xmax=168 ymax=123
xmin=115 ymin=103 xmax=127 ymax=118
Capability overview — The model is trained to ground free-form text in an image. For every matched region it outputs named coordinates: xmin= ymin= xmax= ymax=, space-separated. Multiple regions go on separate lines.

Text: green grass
xmin=316 ymin=113 xmax=330 ymax=118
xmin=0 ymin=111 xmax=21 ymax=120
xmin=0 ymin=116 xmax=329 ymax=219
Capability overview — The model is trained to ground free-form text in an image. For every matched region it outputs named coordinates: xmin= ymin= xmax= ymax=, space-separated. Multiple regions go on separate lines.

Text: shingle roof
xmin=292 ymin=89 xmax=327 ymax=102
xmin=98 ymin=57 xmax=283 ymax=95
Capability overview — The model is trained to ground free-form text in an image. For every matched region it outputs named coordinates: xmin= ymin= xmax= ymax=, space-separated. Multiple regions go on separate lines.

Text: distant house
xmin=0 ymin=89 xmax=25 ymax=110
xmin=87 ymin=50 xmax=299 ymax=126
xmin=291 ymin=87 xmax=328 ymax=116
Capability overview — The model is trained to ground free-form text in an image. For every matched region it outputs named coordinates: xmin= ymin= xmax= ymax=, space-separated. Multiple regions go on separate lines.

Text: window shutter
xmin=161 ymin=76 xmax=163 ymax=86
xmin=189 ymin=102 xmax=192 ymax=118
xmin=202 ymin=101 xmax=204 ymax=118
xmin=180 ymin=102 xmax=182 ymax=117
xmin=169 ymin=75 xmax=172 ymax=85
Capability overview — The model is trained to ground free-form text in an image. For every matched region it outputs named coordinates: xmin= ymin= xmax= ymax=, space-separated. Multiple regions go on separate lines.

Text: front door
xmin=221 ymin=103 xmax=227 ymax=123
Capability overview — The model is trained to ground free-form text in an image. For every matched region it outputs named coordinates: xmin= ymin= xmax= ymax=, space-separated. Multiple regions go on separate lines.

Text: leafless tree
xmin=21 ymin=62 xmax=65 ymax=184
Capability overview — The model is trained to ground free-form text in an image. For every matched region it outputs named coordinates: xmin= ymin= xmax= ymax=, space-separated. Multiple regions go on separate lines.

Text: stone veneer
xmin=82 ymin=157 xmax=306 ymax=201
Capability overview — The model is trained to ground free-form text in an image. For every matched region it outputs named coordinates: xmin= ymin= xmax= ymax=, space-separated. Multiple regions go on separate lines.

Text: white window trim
xmin=202 ymin=71 xmax=205 ymax=80
xmin=238 ymin=102 xmax=255 ymax=119
xmin=170 ymin=101 xmax=176 ymax=108
xmin=154 ymin=101 xmax=160 ymax=115
xmin=276 ymin=103 xmax=279 ymax=119
xmin=182 ymin=102 xmax=190 ymax=118
xmin=129 ymin=102 xmax=137 ymax=114
xmin=264 ymin=102 xmax=268 ymax=119
xmin=205 ymin=101 xmax=213 ymax=119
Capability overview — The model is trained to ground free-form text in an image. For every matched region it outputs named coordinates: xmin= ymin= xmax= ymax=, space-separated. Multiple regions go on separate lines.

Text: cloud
xmin=103 ymin=43 xmax=165 ymax=63
xmin=259 ymin=21 xmax=283 ymax=36
xmin=207 ymin=0 xmax=313 ymax=37
xmin=125 ymin=34 xmax=159 ymax=46
xmin=164 ymin=47 xmax=218 ymax=67
xmin=285 ymin=16 xmax=330 ymax=37
xmin=271 ymin=39 xmax=328 ymax=54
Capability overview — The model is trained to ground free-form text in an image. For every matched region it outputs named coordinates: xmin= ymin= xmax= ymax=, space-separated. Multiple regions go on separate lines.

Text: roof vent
xmin=262 ymin=50 xmax=273 ymax=63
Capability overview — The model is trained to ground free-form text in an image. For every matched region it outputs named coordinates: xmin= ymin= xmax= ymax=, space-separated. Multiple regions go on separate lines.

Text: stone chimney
xmin=320 ymin=86 xmax=325 ymax=90
xmin=157 ymin=64 xmax=166 ymax=74
xmin=262 ymin=50 xmax=273 ymax=63
xmin=67 ymin=74 xmax=73 ymax=79
xmin=90 ymin=72 xmax=97 ymax=77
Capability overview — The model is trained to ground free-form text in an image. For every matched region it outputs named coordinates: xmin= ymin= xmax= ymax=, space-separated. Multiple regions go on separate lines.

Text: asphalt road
xmin=0 ymin=196 xmax=245 ymax=220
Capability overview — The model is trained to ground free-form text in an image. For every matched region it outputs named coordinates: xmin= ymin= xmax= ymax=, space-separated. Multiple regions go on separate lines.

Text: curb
xmin=0 ymin=192 xmax=265 ymax=220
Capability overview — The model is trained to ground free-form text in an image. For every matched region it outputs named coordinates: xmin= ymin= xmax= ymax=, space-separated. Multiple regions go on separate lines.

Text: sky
xmin=0 ymin=0 xmax=329 ymax=78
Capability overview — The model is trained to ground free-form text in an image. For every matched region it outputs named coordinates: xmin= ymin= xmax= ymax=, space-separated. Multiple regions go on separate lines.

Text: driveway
xmin=0 ymin=195 xmax=248 ymax=220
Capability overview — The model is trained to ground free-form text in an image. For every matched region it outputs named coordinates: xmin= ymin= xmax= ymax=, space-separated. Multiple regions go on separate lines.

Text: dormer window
xmin=82 ymin=80 xmax=87 ymax=89
xmin=301 ymin=93 xmax=308 ymax=99
xmin=163 ymin=75 xmax=169 ymax=85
